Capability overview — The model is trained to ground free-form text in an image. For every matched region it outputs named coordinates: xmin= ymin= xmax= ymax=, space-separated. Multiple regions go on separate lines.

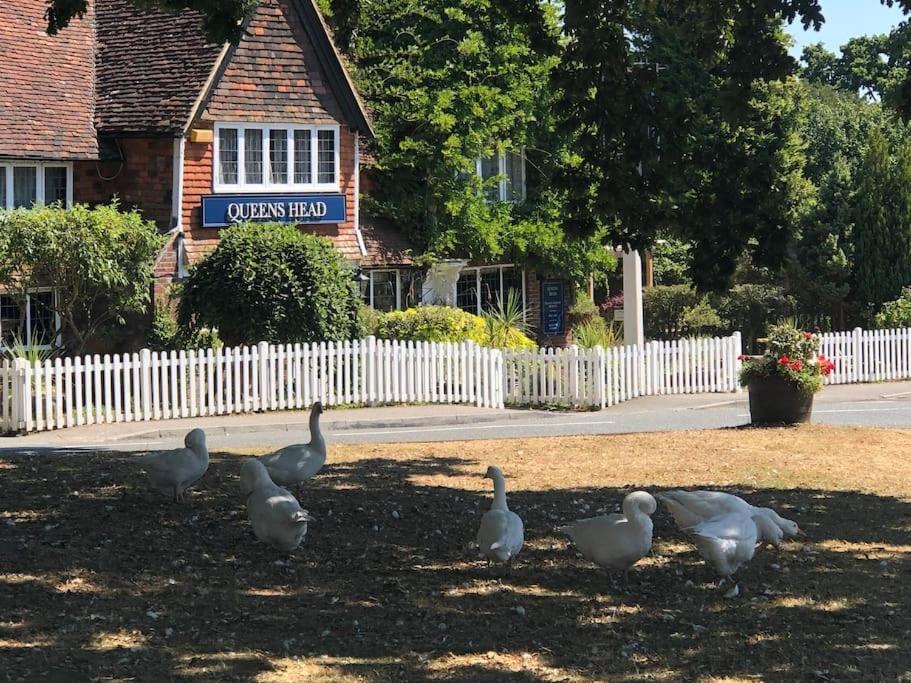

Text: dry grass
xmin=1 ymin=424 xmax=910 ymax=681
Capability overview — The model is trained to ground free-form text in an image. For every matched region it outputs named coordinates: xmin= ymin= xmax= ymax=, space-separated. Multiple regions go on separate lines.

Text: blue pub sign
xmin=541 ymin=280 xmax=565 ymax=335
xmin=201 ymin=194 xmax=346 ymax=228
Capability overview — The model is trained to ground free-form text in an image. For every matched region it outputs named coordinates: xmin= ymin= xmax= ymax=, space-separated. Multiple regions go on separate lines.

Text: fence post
xmin=257 ymin=341 xmax=270 ymax=411
xmin=732 ymin=331 xmax=743 ymax=392
xmin=852 ymin=327 xmax=863 ymax=383
xmin=567 ymin=345 xmax=579 ymax=406
xmin=11 ymin=358 xmax=30 ymax=433
xmin=595 ymin=346 xmax=606 ymax=409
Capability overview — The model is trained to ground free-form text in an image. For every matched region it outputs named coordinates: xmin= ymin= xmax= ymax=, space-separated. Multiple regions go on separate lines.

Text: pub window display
xmin=213 ymin=123 xmax=340 ymax=193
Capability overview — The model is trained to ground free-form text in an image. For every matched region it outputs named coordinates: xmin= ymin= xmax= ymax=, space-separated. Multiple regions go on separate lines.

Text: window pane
xmin=480 ymin=154 xmax=500 ymax=202
xmin=372 ymin=271 xmax=396 ymax=312
xmin=317 ymin=130 xmax=335 ymax=184
xmin=456 ymin=271 xmax=478 ymax=313
xmin=29 ymin=292 xmax=55 ymax=346
xmin=0 ymin=295 xmax=22 ymax=347
xmin=401 ymin=270 xmax=423 ymax=309
xmin=244 ymin=128 xmax=263 ymax=184
xmin=13 ymin=167 xmax=37 ymax=208
xmin=294 ymin=130 xmax=313 ymax=184
xmin=270 ymin=129 xmax=288 ymax=184
xmin=504 ymin=151 xmax=524 ymax=202
xmin=218 ymin=128 xmax=238 ymax=184
xmin=359 ymin=276 xmax=370 ymax=305
xmin=0 ymin=167 xmax=6 ymax=208
xmin=502 ymin=266 xmax=523 ymax=305
xmin=479 ymin=268 xmax=500 ymax=312
xmin=44 ymin=167 xmax=68 ymax=204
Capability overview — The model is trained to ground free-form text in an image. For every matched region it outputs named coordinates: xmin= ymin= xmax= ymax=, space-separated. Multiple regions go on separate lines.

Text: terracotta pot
xmin=747 ymin=375 xmax=814 ymax=425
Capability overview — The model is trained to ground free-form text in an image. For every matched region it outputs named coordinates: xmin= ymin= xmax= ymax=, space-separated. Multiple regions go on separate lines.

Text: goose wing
xmin=478 ymin=509 xmax=518 ymax=562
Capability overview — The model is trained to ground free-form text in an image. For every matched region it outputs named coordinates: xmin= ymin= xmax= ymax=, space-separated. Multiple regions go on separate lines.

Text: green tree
xmin=333 ymin=0 xmax=613 ymax=284
xmin=0 ymin=203 xmax=165 ymax=353
xmin=555 ymin=2 xmax=815 ymax=289
xmin=177 ymin=223 xmax=360 ymax=345
xmin=852 ymin=129 xmax=909 ymax=313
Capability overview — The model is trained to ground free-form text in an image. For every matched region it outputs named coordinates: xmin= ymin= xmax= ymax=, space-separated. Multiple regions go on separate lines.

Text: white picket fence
xmin=0 ymin=338 xmax=504 ymax=435
xmin=819 ymin=326 xmax=911 ymax=385
xmin=503 ymin=334 xmax=743 ymax=407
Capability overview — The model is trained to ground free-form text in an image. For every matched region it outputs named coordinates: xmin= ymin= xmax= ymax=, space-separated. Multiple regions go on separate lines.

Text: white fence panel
xmin=819 ymin=326 xmax=911 ymax=386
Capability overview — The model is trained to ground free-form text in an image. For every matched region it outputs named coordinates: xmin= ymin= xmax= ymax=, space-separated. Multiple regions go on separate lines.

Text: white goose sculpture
xmin=559 ymin=491 xmax=657 ymax=578
xmin=240 ymin=459 xmax=314 ymax=552
xmin=258 ymin=401 xmax=326 ymax=487
xmin=687 ymin=511 xmax=761 ymax=595
xmin=476 ymin=465 xmax=524 ymax=565
xmin=136 ymin=428 xmax=209 ymax=502
xmin=657 ymin=490 xmax=802 ymax=546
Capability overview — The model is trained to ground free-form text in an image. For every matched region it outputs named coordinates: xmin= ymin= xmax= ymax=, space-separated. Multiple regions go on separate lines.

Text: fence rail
xmin=819 ymin=327 xmax=911 ymax=385
xmin=0 ymin=338 xmax=504 ymax=434
xmin=503 ymin=334 xmax=742 ymax=407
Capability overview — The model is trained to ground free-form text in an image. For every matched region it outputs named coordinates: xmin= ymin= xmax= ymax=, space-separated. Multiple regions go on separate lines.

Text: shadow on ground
xmin=1 ymin=449 xmax=910 ymax=681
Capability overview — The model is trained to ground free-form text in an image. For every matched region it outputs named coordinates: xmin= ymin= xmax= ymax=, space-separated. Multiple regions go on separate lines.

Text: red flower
xmin=790 ymin=360 xmax=803 ymax=371
xmin=737 ymin=354 xmax=746 ymax=361
xmin=778 ymin=355 xmax=790 ymax=366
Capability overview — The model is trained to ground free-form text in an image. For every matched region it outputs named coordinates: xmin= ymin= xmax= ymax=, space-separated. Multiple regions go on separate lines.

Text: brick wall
xmin=73 ymin=136 xmax=174 ymax=228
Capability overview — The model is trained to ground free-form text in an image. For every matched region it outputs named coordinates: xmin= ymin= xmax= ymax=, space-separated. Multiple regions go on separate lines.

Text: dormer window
xmin=213 ymin=123 xmax=339 ymax=193
xmin=476 ymin=150 xmax=525 ymax=203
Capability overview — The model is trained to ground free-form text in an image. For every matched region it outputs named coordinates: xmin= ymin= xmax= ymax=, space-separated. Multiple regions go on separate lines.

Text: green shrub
xmin=148 ymin=306 xmax=223 ymax=351
xmin=714 ymin=284 xmax=796 ymax=353
xmin=356 ymin=303 xmax=384 ymax=338
xmin=482 ymin=290 xmax=534 ymax=349
xmin=572 ymin=317 xmax=621 ymax=349
xmin=376 ymin=305 xmax=535 ymax=349
xmin=567 ymin=293 xmax=599 ymax=327
xmin=643 ymin=285 xmax=720 ymax=339
xmin=875 ymin=287 xmax=911 ymax=328
xmin=177 ymin=223 xmax=359 ymax=346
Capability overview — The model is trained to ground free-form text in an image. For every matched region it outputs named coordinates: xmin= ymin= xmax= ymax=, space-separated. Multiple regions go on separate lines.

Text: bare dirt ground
xmin=1 ymin=424 xmax=910 ymax=682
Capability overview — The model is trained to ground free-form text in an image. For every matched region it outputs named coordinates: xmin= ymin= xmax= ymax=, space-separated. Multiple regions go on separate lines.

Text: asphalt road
xmin=57 ymin=380 xmax=911 ymax=452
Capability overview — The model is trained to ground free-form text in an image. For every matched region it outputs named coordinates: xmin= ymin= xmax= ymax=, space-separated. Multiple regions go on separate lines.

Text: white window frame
xmin=475 ymin=149 xmax=526 ymax=203
xmin=0 ymin=161 xmax=74 ymax=210
xmin=212 ymin=122 xmax=341 ymax=193
xmin=362 ymin=269 xmax=427 ymax=311
xmin=0 ymin=288 xmax=62 ymax=350
xmin=454 ymin=264 xmax=526 ymax=318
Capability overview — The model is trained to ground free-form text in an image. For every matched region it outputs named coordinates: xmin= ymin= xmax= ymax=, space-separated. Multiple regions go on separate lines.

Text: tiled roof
xmin=0 ymin=0 xmax=97 ymax=159
xmin=94 ymin=0 xmax=223 ymax=133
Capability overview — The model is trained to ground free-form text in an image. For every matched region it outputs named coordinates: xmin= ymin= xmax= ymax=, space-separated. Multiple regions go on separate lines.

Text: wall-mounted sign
xmin=201 ymin=194 xmax=346 ymax=228
xmin=541 ymin=280 xmax=565 ymax=336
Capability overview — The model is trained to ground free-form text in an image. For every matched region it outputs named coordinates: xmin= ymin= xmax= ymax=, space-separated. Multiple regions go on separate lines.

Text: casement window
xmin=360 ymin=269 xmax=423 ymax=312
xmin=0 ymin=162 xmax=73 ymax=210
xmin=213 ymin=123 xmax=340 ymax=192
xmin=476 ymin=150 xmax=525 ymax=203
xmin=0 ymin=290 xmax=60 ymax=349
xmin=456 ymin=265 xmax=525 ymax=316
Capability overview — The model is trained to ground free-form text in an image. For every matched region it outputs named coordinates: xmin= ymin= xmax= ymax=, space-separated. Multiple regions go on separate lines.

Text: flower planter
xmin=747 ymin=375 xmax=814 ymax=425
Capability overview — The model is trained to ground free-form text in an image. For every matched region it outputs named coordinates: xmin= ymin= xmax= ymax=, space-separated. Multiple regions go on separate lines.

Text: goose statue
xmin=240 ymin=459 xmax=314 ymax=552
xmin=686 ymin=511 xmax=759 ymax=594
xmin=136 ymin=428 xmax=209 ymax=502
xmin=657 ymin=490 xmax=802 ymax=546
xmin=258 ymin=401 xmax=326 ymax=487
xmin=558 ymin=491 xmax=657 ymax=578
xmin=476 ymin=465 xmax=524 ymax=566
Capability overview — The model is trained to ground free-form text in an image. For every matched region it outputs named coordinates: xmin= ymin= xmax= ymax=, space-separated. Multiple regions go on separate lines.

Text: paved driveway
xmin=4 ymin=381 xmax=911 ymax=453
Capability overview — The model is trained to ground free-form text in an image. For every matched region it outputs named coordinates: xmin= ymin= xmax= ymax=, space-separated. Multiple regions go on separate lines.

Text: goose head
xmin=622 ymin=491 xmax=657 ymax=518
xmin=311 ymin=401 xmax=324 ymax=416
xmin=752 ymin=512 xmax=784 ymax=547
xmin=758 ymin=507 xmax=803 ymax=538
xmin=484 ymin=465 xmax=504 ymax=481
xmin=184 ymin=428 xmax=207 ymax=455
xmin=239 ymin=458 xmax=270 ymax=495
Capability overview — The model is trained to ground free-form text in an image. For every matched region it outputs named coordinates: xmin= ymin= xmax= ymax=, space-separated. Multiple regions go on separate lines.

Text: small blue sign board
xmin=541 ymin=280 xmax=565 ymax=336
xmin=201 ymin=194 xmax=346 ymax=228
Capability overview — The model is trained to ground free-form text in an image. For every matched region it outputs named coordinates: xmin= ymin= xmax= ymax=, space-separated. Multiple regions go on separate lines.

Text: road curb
xmin=109 ymin=409 xmax=560 ymax=442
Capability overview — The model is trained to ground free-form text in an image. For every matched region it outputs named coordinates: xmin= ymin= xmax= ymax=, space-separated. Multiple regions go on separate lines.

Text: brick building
xmin=1 ymin=0 xmax=575 ymax=349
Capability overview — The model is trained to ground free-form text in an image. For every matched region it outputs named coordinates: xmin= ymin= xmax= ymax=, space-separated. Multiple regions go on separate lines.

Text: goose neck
xmin=490 ymin=474 xmax=508 ymax=510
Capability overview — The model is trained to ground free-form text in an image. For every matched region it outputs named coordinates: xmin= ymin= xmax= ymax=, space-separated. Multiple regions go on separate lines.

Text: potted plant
xmin=739 ymin=322 xmax=835 ymax=425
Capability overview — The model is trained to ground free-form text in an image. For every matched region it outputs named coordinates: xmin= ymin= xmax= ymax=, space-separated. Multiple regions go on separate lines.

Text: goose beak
xmin=795 ymin=528 xmax=806 ymax=537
